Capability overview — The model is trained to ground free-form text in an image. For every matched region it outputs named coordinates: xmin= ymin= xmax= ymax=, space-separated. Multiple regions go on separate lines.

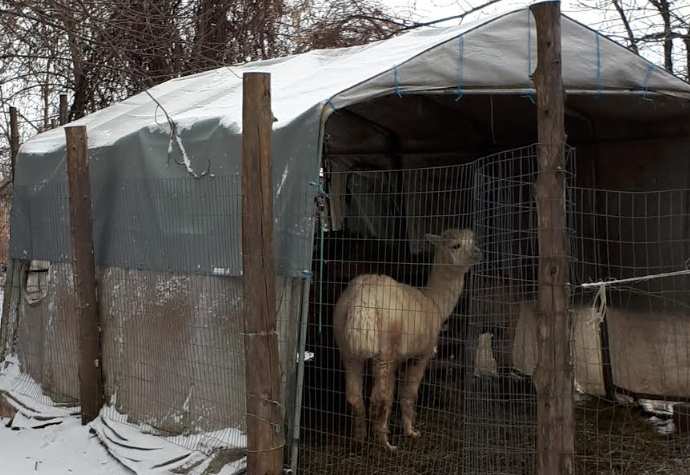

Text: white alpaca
xmin=333 ymin=229 xmax=481 ymax=450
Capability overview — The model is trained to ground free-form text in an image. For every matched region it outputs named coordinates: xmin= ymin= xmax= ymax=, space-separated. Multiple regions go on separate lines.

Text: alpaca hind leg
xmin=343 ymin=358 xmax=366 ymax=440
xmin=370 ymin=359 xmax=397 ymax=451
xmin=400 ymin=353 xmax=432 ymax=438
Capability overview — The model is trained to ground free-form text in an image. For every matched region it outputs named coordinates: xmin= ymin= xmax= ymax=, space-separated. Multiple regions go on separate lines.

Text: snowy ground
xmin=0 ymin=355 xmax=245 ymax=475
xmin=0 ymin=416 xmax=129 ymax=475
xmin=0 ymin=415 xmax=246 ymax=474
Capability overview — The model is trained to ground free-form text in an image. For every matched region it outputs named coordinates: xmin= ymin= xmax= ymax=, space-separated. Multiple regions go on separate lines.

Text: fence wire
xmin=460 ymin=146 xmax=569 ymax=475
xmin=2 ymin=174 xmax=312 ymax=458
xmin=298 ymin=146 xmax=566 ymax=474
xmin=571 ymin=187 xmax=690 ymax=474
xmin=299 ymin=154 xmax=478 ymax=474
xmin=4 ymin=142 xmax=690 ymax=473
xmin=10 ymin=261 xmax=80 ymax=406
xmin=299 ymin=143 xmax=690 ymax=475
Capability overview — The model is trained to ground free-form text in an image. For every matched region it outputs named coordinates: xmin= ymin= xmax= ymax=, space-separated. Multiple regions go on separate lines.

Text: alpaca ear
xmin=425 ymin=233 xmax=442 ymax=245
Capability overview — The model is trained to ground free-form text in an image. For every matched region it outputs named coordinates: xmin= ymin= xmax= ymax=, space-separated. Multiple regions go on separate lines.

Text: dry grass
xmin=299 ymin=405 xmax=463 ymax=475
xmin=575 ymin=397 xmax=690 ymax=474
xmin=298 ymin=367 xmax=690 ymax=475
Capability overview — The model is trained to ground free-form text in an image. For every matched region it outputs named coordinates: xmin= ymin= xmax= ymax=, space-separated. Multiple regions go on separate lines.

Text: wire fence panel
xmin=463 ymin=146 xmax=543 ymax=475
xmin=11 ymin=261 xmax=80 ymax=405
xmin=100 ymin=269 xmax=248 ymax=450
xmin=298 ymin=148 xmax=566 ymax=473
xmin=3 ymin=174 xmax=312 ymax=458
xmin=5 ymin=142 xmax=690 ymax=473
xmin=462 ymin=145 xmax=578 ymax=474
xmin=299 ymin=156 xmax=478 ymax=474
xmin=302 ymin=144 xmax=690 ymax=475
xmin=571 ymin=187 xmax=690 ymax=474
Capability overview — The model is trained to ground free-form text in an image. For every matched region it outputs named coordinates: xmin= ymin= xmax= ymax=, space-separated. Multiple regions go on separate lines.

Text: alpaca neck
xmin=421 ymin=263 xmax=469 ymax=323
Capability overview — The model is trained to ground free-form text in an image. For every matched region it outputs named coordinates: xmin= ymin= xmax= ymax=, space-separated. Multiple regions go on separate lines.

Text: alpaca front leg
xmin=342 ymin=358 xmax=366 ymax=440
xmin=370 ymin=359 xmax=397 ymax=451
xmin=400 ymin=353 xmax=432 ymax=438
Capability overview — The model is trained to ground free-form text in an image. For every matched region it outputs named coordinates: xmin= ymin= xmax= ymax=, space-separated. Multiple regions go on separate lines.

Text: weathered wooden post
xmin=241 ymin=72 xmax=285 ymax=474
xmin=530 ymin=2 xmax=575 ymax=474
xmin=65 ymin=126 xmax=103 ymax=424
xmin=0 ymin=107 xmax=22 ymax=360
xmin=59 ymin=94 xmax=69 ymax=125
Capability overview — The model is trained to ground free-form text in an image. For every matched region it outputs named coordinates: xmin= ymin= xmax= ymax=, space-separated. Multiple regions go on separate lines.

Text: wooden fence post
xmin=65 ymin=126 xmax=103 ymax=424
xmin=531 ymin=2 xmax=575 ymax=475
xmin=241 ymin=72 xmax=285 ymax=474
xmin=0 ymin=106 xmax=22 ymax=360
xmin=59 ymin=94 xmax=69 ymax=125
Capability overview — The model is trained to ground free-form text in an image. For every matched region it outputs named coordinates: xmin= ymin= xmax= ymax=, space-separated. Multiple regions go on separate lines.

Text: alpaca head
xmin=425 ymin=228 xmax=481 ymax=270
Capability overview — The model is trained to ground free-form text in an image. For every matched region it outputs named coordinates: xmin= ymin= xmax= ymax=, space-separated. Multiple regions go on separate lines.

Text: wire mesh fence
xmin=298 ymin=143 xmax=690 ymax=475
xmin=298 ymin=155 xmax=479 ymax=474
xmin=297 ymin=147 xmax=566 ymax=474
xmin=460 ymin=145 xmax=569 ymax=475
xmin=1 ymin=174 xmax=313 ymax=456
xmin=4 ymin=141 xmax=690 ymax=473
xmin=9 ymin=261 xmax=80 ymax=406
xmin=571 ymin=187 xmax=690 ymax=474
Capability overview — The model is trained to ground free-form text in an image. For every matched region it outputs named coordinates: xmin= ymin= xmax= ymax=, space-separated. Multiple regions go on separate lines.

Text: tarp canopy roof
xmin=12 ymin=6 xmax=690 ymax=276
xmin=21 ymin=7 xmax=690 ymax=156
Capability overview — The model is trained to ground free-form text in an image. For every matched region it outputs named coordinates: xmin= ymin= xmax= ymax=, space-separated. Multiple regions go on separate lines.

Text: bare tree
xmin=0 ymin=0 xmax=514 ymax=178
xmin=611 ymin=0 xmax=639 ymax=53
xmin=0 ymin=0 xmax=431 ymax=267
xmin=685 ymin=24 xmax=690 ymax=79
xmin=287 ymin=0 xmax=408 ymax=52
xmin=648 ymin=0 xmax=675 ymax=71
xmin=577 ymin=0 xmax=689 ymax=79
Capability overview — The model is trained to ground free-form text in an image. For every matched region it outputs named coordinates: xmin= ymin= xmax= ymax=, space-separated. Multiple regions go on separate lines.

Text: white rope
xmin=579 ymin=268 xmax=690 ymax=289
xmin=591 ymin=283 xmax=607 ymax=319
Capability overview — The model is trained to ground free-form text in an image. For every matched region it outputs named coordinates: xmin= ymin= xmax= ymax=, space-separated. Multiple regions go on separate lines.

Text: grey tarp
xmin=11 ymin=113 xmax=320 ymax=276
xmin=11 ymin=8 xmax=690 ymax=276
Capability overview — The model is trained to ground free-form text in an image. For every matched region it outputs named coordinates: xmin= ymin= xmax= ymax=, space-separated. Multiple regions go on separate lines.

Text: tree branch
xmin=611 ymin=0 xmax=639 ymax=54
xmin=390 ymin=0 xmax=504 ymax=36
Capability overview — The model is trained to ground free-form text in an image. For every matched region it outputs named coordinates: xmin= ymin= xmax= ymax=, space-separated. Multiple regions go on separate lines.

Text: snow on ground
xmin=0 ymin=357 xmax=127 ymax=475
xmin=0 ymin=416 xmax=129 ymax=475
xmin=0 ymin=412 xmax=247 ymax=475
xmin=0 ymin=357 xmax=246 ymax=474
xmin=217 ymin=461 xmax=245 ymax=475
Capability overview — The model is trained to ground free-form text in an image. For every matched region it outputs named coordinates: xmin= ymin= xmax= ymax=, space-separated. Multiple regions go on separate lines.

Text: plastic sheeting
xmin=11 ymin=8 xmax=690 ymax=275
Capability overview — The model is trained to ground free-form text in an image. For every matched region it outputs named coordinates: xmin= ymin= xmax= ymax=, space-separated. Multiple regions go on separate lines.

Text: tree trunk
xmin=651 ymin=0 xmax=674 ymax=72
xmin=9 ymin=107 xmax=19 ymax=178
xmin=61 ymin=3 xmax=89 ymax=120
xmin=192 ymin=0 xmax=231 ymax=70
xmin=685 ymin=26 xmax=690 ymax=82
xmin=612 ymin=0 xmax=639 ymax=54
xmin=59 ymin=94 xmax=69 ymax=125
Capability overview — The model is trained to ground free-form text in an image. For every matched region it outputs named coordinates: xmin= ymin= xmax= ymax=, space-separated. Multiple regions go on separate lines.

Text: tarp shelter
xmin=5 ymin=6 xmax=690 ymax=445
xmin=10 ymin=7 xmax=690 ymax=276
